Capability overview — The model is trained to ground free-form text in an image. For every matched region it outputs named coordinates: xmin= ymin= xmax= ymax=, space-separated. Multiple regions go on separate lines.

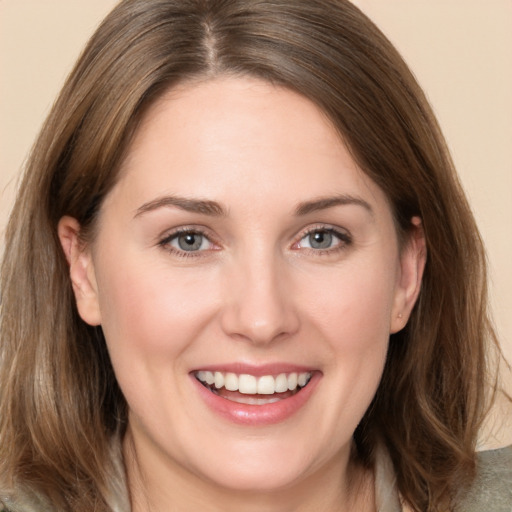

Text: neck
xmin=123 ymin=428 xmax=375 ymax=512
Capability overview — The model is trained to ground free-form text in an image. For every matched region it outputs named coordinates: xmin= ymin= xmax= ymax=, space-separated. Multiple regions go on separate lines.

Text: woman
xmin=0 ymin=1 xmax=510 ymax=511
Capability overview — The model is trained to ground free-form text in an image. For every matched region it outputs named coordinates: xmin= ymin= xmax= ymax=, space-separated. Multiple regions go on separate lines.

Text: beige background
xmin=1 ymin=2 xmax=511 ymax=431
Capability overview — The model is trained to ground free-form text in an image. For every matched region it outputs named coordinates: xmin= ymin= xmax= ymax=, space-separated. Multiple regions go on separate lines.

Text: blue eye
xmin=298 ymin=228 xmax=350 ymax=251
xmin=306 ymin=230 xmax=334 ymax=249
xmin=174 ymin=232 xmax=206 ymax=251
xmin=160 ymin=230 xmax=212 ymax=253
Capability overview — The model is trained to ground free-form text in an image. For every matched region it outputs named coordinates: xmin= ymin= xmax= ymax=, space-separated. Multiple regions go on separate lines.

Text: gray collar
xmin=374 ymin=444 xmax=402 ymax=512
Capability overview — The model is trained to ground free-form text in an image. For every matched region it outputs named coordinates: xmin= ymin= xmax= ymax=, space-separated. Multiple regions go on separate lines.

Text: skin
xmin=59 ymin=76 xmax=426 ymax=512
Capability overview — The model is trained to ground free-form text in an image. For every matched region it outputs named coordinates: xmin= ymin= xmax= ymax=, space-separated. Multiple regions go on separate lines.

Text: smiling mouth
xmin=194 ymin=370 xmax=313 ymax=405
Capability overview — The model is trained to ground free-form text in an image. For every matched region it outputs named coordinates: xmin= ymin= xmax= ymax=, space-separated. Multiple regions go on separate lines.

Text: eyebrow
xmin=134 ymin=195 xmax=226 ymax=218
xmin=294 ymin=194 xmax=374 ymax=217
xmin=134 ymin=193 xmax=373 ymax=219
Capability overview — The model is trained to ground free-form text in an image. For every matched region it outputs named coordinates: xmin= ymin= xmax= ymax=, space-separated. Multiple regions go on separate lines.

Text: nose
xmin=220 ymin=251 xmax=300 ymax=346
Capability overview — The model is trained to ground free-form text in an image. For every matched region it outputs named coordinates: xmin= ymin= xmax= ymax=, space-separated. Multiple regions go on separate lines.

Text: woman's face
xmin=61 ymin=77 xmax=424 ymax=500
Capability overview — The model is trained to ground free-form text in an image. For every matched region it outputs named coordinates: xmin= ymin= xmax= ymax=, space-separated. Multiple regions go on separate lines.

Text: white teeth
xmin=224 ymin=372 xmax=238 ymax=391
xmin=257 ymin=375 xmax=275 ymax=395
xmin=287 ymin=373 xmax=298 ymax=391
xmin=275 ymin=373 xmax=288 ymax=393
xmin=297 ymin=372 xmax=309 ymax=387
xmin=239 ymin=374 xmax=257 ymax=394
xmin=214 ymin=371 xmax=224 ymax=389
xmin=197 ymin=370 xmax=215 ymax=385
xmin=196 ymin=370 xmax=312 ymax=395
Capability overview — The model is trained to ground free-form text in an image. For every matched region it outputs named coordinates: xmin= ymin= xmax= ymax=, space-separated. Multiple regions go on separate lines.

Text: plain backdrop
xmin=1 ymin=1 xmax=511 ymax=438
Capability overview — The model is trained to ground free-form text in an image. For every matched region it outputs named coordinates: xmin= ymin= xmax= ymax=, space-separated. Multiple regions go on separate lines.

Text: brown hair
xmin=0 ymin=1 xmax=500 ymax=510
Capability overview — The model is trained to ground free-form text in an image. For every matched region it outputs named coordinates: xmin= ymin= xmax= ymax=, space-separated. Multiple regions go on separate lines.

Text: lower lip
xmin=191 ymin=372 xmax=320 ymax=426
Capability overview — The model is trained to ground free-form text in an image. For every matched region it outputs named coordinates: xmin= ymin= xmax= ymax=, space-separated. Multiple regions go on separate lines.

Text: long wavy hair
xmin=0 ymin=1 xmax=500 ymax=510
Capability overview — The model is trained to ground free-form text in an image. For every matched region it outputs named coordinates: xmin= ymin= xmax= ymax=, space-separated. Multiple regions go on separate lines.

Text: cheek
xmin=95 ymin=253 xmax=220 ymax=365
xmin=299 ymin=257 xmax=396 ymax=426
xmin=302 ymin=256 xmax=397 ymax=349
xmin=94 ymin=256 xmax=223 ymax=428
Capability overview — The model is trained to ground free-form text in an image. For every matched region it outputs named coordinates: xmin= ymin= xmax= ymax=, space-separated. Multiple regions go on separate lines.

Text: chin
xmin=199 ymin=460 xmax=311 ymax=494
xmin=181 ymin=434 xmax=338 ymax=496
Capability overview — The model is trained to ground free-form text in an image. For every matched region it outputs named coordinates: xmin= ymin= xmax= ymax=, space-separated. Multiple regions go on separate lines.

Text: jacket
xmin=376 ymin=445 xmax=512 ymax=511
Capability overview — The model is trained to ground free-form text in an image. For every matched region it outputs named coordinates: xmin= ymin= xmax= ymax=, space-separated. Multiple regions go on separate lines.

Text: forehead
xmin=109 ymin=76 xmax=389 ymax=217
xmin=127 ymin=77 xmax=348 ymax=167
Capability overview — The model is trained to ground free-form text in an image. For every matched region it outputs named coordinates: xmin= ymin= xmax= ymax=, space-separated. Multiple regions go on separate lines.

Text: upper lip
xmin=190 ymin=362 xmax=317 ymax=377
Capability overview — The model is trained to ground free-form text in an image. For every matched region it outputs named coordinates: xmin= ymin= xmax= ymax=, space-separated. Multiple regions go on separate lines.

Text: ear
xmin=390 ymin=217 xmax=427 ymax=333
xmin=58 ymin=216 xmax=102 ymax=326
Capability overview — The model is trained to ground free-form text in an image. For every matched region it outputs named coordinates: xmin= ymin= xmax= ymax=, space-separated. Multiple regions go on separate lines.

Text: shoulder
xmin=455 ymin=445 xmax=512 ymax=511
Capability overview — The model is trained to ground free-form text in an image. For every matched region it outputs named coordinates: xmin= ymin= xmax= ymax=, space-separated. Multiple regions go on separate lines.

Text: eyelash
xmin=158 ymin=227 xmax=217 ymax=258
xmin=294 ymin=226 xmax=352 ymax=255
xmin=158 ymin=225 xmax=352 ymax=258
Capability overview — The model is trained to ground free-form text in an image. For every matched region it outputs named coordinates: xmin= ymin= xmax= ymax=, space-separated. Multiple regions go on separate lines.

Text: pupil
xmin=310 ymin=231 xmax=332 ymax=249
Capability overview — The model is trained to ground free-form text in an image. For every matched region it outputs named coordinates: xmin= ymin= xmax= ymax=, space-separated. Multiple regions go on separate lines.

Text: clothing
xmin=454 ymin=445 xmax=512 ymax=512
xmin=376 ymin=445 xmax=512 ymax=511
